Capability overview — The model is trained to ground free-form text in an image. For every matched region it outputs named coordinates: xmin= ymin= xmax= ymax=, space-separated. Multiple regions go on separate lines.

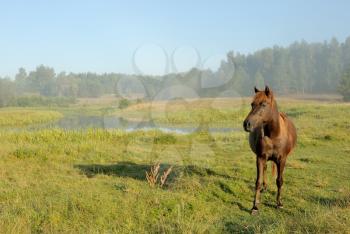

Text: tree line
xmin=226 ymin=37 xmax=350 ymax=95
xmin=0 ymin=36 xmax=349 ymax=106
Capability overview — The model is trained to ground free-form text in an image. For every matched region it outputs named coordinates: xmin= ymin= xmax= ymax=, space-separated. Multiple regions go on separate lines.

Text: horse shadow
xmin=75 ymin=161 xmax=156 ymax=180
xmin=74 ymin=161 xmax=254 ymax=213
xmin=224 ymin=220 xmax=255 ymax=233
xmin=74 ymin=161 xmax=235 ymax=182
xmin=310 ymin=195 xmax=350 ymax=208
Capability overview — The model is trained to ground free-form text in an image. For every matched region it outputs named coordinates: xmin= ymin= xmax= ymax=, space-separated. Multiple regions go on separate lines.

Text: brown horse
xmin=243 ymin=86 xmax=297 ymax=215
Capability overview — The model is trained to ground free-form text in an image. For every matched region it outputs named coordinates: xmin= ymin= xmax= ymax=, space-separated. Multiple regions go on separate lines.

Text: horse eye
xmin=251 ymin=103 xmax=254 ymax=108
xmin=261 ymin=102 xmax=267 ymax=107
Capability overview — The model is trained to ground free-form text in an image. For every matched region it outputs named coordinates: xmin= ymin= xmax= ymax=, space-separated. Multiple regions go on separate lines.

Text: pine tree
xmin=338 ymin=68 xmax=350 ymax=101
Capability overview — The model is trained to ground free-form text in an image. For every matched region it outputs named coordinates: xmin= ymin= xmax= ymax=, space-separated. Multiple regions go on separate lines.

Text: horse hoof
xmin=251 ymin=208 xmax=259 ymax=215
xmin=276 ymin=204 xmax=284 ymax=209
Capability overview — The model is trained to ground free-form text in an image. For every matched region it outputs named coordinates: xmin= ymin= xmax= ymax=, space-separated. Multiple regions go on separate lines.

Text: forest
xmin=1 ymin=36 xmax=350 ymax=107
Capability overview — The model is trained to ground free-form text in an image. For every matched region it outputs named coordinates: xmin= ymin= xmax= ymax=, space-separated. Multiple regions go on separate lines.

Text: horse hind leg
xmin=261 ymin=163 xmax=268 ymax=192
xmin=260 ymin=137 xmax=273 ymax=193
xmin=276 ymin=158 xmax=286 ymax=208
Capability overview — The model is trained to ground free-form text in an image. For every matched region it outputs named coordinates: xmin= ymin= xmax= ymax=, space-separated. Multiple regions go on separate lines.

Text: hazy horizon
xmin=1 ymin=1 xmax=349 ymax=77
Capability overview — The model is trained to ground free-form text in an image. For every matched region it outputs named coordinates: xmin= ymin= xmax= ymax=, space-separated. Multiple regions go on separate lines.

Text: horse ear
xmin=254 ymin=87 xmax=259 ymax=93
xmin=265 ymin=86 xmax=270 ymax=96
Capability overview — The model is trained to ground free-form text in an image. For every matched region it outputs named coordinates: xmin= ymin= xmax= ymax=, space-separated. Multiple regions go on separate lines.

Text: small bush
xmin=118 ymin=99 xmax=130 ymax=109
xmin=324 ymin=135 xmax=332 ymax=140
xmin=154 ymin=134 xmax=177 ymax=144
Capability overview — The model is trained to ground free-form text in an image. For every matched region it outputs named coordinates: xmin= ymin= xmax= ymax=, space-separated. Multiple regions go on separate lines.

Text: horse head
xmin=243 ymin=86 xmax=277 ymax=132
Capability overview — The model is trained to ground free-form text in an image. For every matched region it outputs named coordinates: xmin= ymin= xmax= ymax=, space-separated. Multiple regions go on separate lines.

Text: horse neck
xmin=266 ymin=100 xmax=280 ymax=138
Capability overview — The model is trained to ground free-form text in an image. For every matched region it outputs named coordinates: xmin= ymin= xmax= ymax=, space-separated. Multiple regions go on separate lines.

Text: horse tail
xmin=272 ymin=162 xmax=276 ymax=177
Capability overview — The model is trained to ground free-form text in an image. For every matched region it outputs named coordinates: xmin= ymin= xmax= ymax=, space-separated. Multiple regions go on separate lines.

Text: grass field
xmin=0 ymin=109 xmax=63 ymax=127
xmin=0 ymin=98 xmax=349 ymax=233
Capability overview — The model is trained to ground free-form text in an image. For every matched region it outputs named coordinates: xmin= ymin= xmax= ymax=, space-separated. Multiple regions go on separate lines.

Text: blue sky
xmin=0 ymin=0 xmax=349 ymax=77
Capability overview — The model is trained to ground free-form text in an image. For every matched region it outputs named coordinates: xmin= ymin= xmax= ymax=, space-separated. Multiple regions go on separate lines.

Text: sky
xmin=0 ymin=0 xmax=349 ymax=77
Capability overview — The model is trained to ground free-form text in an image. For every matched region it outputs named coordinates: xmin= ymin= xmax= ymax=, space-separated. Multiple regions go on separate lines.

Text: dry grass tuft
xmin=145 ymin=163 xmax=173 ymax=188
xmin=160 ymin=166 xmax=173 ymax=187
xmin=145 ymin=163 xmax=160 ymax=187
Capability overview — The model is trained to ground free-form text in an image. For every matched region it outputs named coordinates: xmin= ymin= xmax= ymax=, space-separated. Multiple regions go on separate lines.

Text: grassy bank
xmin=0 ymin=99 xmax=348 ymax=233
xmin=0 ymin=109 xmax=63 ymax=127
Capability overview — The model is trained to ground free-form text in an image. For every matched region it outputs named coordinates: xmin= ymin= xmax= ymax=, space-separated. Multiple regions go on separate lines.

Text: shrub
xmin=118 ymin=99 xmax=130 ymax=109
xmin=154 ymin=134 xmax=177 ymax=144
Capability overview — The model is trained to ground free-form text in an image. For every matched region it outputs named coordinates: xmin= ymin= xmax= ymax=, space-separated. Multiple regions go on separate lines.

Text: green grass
xmin=0 ymin=99 xmax=349 ymax=233
xmin=111 ymin=98 xmax=247 ymax=127
xmin=0 ymin=109 xmax=63 ymax=127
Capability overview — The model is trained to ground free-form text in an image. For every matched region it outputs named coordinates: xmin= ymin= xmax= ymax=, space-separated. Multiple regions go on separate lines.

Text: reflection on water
xmin=9 ymin=115 xmax=239 ymax=134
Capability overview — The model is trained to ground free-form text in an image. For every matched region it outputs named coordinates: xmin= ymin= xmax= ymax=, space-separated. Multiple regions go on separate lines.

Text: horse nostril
xmin=244 ymin=120 xmax=250 ymax=130
xmin=247 ymin=121 xmax=251 ymax=129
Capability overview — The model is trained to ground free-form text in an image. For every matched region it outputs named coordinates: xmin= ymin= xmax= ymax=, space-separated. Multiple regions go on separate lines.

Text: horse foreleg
xmin=251 ymin=156 xmax=266 ymax=215
xmin=276 ymin=158 xmax=286 ymax=208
